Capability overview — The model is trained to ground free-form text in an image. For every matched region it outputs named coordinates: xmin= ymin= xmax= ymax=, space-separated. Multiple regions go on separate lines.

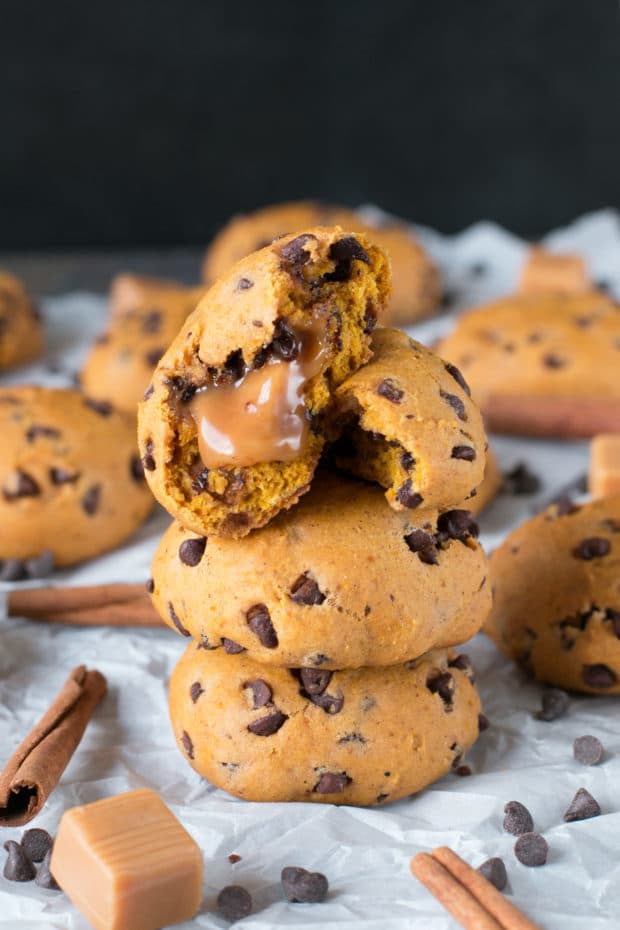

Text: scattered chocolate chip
xmin=514 ymin=832 xmax=548 ymax=867
xmin=3 ymin=470 xmax=41 ymax=500
xmin=3 ymin=840 xmax=35 ymax=882
xmin=426 ymin=671 xmax=455 ymax=709
xmin=440 ymin=389 xmax=467 ymax=421
xmin=178 ymin=537 xmax=207 ymax=566
xmin=563 ymin=787 xmax=601 ymax=822
xmin=246 ymin=604 xmax=278 ymax=647
xmin=23 ymin=550 xmax=54 ymax=579
xmin=451 ymin=445 xmax=476 ymax=461
xmin=299 ymin=668 xmax=332 ymax=695
xmin=437 ymin=509 xmax=479 ymax=542
xmin=582 ymin=663 xmax=617 ymax=689
xmin=289 ymin=573 xmax=326 ymax=606
xmin=455 ymin=765 xmax=472 ymax=776
xmin=81 ymin=484 xmax=101 ymax=516
xmin=536 ymin=688 xmax=569 ymax=721
xmin=376 ymin=378 xmax=403 ymax=403
xmin=396 ymin=479 xmax=423 ymax=509
xmin=228 ymin=853 xmax=242 ymax=864
xmin=26 ymin=425 xmax=61 ymax=443
xmin=279 ymin=234 xmax=316 ymax=273
xmin=478 ymin=713 xmax=490 ymax=733
xmin=217 ymin=884 xmax=253 ymax=921
xmin=573 ymin=735 xmax=604 ymax=766
xmin=35 ymin=849 xmax=60 ymax=890
xmin=281 ymin=866 xmax=329 ymax=903
xmin=243 ymin=678 xmax=272 ymax=708
xmin=145 ymin=578 xmax=155 ymax=594
xmin=313 ymin=772 xmax=351 ymax=794
xmin=325 ymin=236 xmax=370 ymax=282
xmin=84 ymin=398 xmax=113 ymax=416
xmin=247 ymin=710 xmax=288 ymax=736
xmin=444 ymin=362 xmax=471 ymax=396
xmin=503 ymin=462 xmax=541 ymax=495
xmin=168 ymin=602 xmax=191 ymax=637
xmin=404 ymin=529 xmax=438 ymax=565
xmin=237 ymin=277 xmax=254 ymax=290
xmin=222 ymin=637 xmax=246 ymax=654
xmin=181 ymin=730 xmax=194 ymax=759
xmin=190 ymin=682 xmax=204 ymax=703
xmin=21 ymin=829 xmax=53 ymax=863
xmin=477 ymin=857 xmax=507 ymax=891
xmin=503 ymin=801 xmax=534 ymax=836
xmin=573 ymin=537 xmax=611 ymax=560
xmin=0 ymin=559 xmax=26 ymax=581
xmin=49 ymin=466 xmax=80 ymax=485
xmin=543 ymin=353 xmax=567 ymax=369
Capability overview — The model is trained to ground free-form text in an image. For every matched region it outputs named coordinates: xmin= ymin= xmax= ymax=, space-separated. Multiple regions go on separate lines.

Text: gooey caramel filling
xmin=189 ymin=321 xmax=329 ymax=468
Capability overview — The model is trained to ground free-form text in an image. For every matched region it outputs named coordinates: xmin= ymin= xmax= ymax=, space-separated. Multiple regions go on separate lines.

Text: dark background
xmin=1 ymin=0 xmax=619 ymax=251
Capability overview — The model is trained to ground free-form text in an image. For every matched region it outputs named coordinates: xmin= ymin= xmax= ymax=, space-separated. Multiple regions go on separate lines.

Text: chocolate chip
xmin=271 ymin=319 xmax=299 ymax=361
xmin=445 ymin=362 xmax=471 ymax=396
xmin=84 ymin=398 xmax=113 ymax=416
xmin=503 ymin=800 xmax=534 ymax=836
xmin=455 ymin=765 xmax=472 ymax=776
xmin=573 ymin=735 xmax=604 ymax=766
xmin=377 ymin=378 xmax=404 ymax=403
xmin=400 ymin=451 xmax=415 ymax=472
xmin=563 ymin=787 xmax=601 ymax=822
xmin=237 ymin=277 xmax=254 ymax=290
xmin=281 ymin=866 xmax=329 ymax=903
xmin=299 ymin=668 xmax=332 ymax=695
xmin=440 ymin=389 xmax=467 ymax=421
xmin=228 ymin=853 xmax=242 ymax=863
xmin=0 ymin=559 xmax=26 ymax=581
xmin=426 ymin=671 xmax=455 ymax=709
xmin=3 ymin=841 xmax=35 ymax=882
xmin=141 ymin=310 xmax=162 ymax=334
xmin=35 ymin=850 xmax=60 ymax=890
xmin=582 ymin=663 xmax=617 ymax=689
xmin=309 ymin=690 xmax=344 ymax=714
xmin=217 ymin=884 xmax=253 ymax=921
xmin=396 ymin=479 xmax=423 ymax=509
xmin=130 ymin=454 xmax=145 ymax=481
xmin=246 ymin=604 xmax=278 ymax=647
xmin=21 ymin=829 xmax=53 ymax=863
xmin=181 ymin=730 xmax=194 ymax=759
xmin=26 ymin=425 xmax=61 ymax=443
xmin=478 ymin=713 xmax=490 ymax=733
xmin=279 ymin=233 xmax=317 ymax=272
xmin=247 ymin=710 xmax=288 ymax=736
xmin=514 ymin=832 xmax=548 ymax=867
xmin=243 ymin=678 xmax=272 ymax=708
xmin=178 ymin=537 xmax=207 ymax=566
xmin=145 ymin=578 xmax=155 ymax=594
xmin=404 ymin=529 xmax=438 ymax=565
xmin=364 ymin=298 xmax=377 ymax=334
xmin=325 ymin=236 xmax=370 ymax=282
xmin=168 ymin=602 xmax=191 ymax=637
xmin=222 ymin=637 xmax=246 ymax=654
xmin=543 ymin=352 xmax=566 ymax=369
xmin=572 ymin=537 xmax=610 ymax=560
xmin=22 ymin=550 xmax=54 ymax=580
xmin=81 ymin=484 xmax=101 ymax=516
xmin=190 ymin=467 xmax=210 ymax=494
xmin=49 ymin=466 xmax=80 ymax=485
xmin=448 ymin=654 xmax=474 ymax=679
xmin=477 ymin=857 xmax=507 ymax=891
xmin=313 ymin=772 xmax=351 ymax=794
xmin=451 ymin=445 xmax=476 ymax=461
xmin=167 ymin=375 xmax=197 ymax=403
xmin=437 ymin=509 xmax=479 ymax=542
xmin=289 ymin=573 xmax=326 ymax=606
xmin=144 ymin=346 xmax=165 ymax=367
xmin=536 ymin=688 xmax=569 ymax=721
xmin=3 ymin=470 xmax=41 ymax=500
xmin=189 ymin=682 xmax=204 ymax=704
xmin=503 ymin=462 xmax=541 ymax=495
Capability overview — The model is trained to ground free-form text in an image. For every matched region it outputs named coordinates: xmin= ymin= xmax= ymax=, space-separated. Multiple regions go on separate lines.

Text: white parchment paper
xmin=1 ymin=209 xmax=619 ymax=929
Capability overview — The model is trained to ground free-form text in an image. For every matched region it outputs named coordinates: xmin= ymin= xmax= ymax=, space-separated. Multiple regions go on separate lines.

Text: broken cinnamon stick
xmin=0 ymin=665 xmax=107 ymax=826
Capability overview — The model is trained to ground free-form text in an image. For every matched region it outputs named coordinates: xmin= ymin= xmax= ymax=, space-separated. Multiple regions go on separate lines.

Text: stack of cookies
xmin=138 ymin=226 xmax=491 ymax=806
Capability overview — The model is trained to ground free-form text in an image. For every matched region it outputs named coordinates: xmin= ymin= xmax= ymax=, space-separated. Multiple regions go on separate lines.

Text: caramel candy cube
xmin=520 ymin=246 xmax=589 ymax=295
xmin=590 ymin=434 xmax=620 ymax=500
xmin=50 ymin=788 xmax=203 ymax=930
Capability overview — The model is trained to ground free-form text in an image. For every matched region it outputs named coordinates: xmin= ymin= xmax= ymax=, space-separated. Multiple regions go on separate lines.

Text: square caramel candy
xmin=519 ymin=246 xmax=589 ymax=295
xmin=590 ymin=434 xmax=620 ymax=499
xmin=50 ymin=788 xmax=203 ymax=930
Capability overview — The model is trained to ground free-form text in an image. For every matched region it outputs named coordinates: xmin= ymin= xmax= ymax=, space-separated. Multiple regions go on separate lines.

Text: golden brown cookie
xmin=81 ymin=275 xmax=206 ymax=414
xmin=150 ymin=471 xmax=490 ymax=668
xmin=138 ymin=226 xmax=390 ymax=538
xmin=333 ymin=329 xmax=487 ymax=513
xmin=519 ymin=247 xmax=589 ymax=295
xmin=169 ymin=643 xmax=482 ymax=806
xmin=203 ymin=201 xmax=440 ymax=326
xmin=485 ymin=496 xmax=620 ymax=693
xmin=0 ymin=386 xmax=153 ymax=570
xmin=437 ymin=291 xmax=620 ymax=437
xmin=0 ymin=272 xmax=43 ymax=370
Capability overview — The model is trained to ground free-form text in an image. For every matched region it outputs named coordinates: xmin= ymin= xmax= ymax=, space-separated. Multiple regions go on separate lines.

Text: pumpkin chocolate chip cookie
xmin=169 ymin=643 xmax=482 ymax=806
xmin=138 ymin=226 xmax=391 ymax=538
xmin=0 ymin=271 xmax=43 ymax=370
xmin=486 ymin=495 xmax=620 ymax=693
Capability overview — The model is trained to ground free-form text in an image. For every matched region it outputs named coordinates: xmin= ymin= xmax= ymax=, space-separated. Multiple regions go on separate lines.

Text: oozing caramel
xmin=190 ymin=322 xmax=328 ymax=468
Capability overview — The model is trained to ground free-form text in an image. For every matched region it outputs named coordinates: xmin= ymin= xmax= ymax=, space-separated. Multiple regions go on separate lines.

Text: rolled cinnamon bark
xmin=0 ymin=665 xmax=107 ymax=826
xmin=7 ymin=584 xmax=163 ymax=627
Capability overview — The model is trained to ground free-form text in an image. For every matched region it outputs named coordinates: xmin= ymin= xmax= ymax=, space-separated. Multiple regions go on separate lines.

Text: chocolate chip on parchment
xmin=573 ymin=735 xmax=604 ymax=766
xmin=168 ymin=602 xmax=191 ymax=637
xmin=246 ymin=603 xmax=278 ymax=647
xmin=582 ymin=663 xmax=617 ymax=689
xmin=237 ymin=277 xmax=254 ymax=290
xmin=281 ymin=866 xmax=329 ymax=903
xmin=178 ymin=537 xmax=207 ymax=566
xmin=81 ymin=484 xmax=101 ymax=516
xmin=21 ymin=829 xmax=53 ymax=863
xmin=573 ymin=537 xmax=610 ymax=560
xmin=503 ymin=801 xmax=534 ymax=836
xmin=455 ymin=764 xmax=472 ymax=776
xmin=84 ymin=398 xmax=113 ymax=416
xmin=222 ymin=637 xmax=246 ymax=654
xmin=35 ymin=850 xmax=60 ymax=890
xmin=243 ymin=679 xmax=272 ymax=709
xmin=325 ymin=236 xmax=370 ymax=282
xmin=477 ymin=857 xmax=507 ymax=891
xmin=217 ymin=884 xmax=253 ymax=921
xmin=26 ymin=425 xmax=61 ymax=443
xmin=3 ymin=840 xmax=35 ymax=882
xmin=536 ymin=688 xmax=569 ymax=721
xmin=503 ymin=462 xmax=541 ymax=495
xmin=228 ymin=853 xmax=242 ymax=864
xmin=437 ymin=509 xmax=479 ymax=543
xmin=289 ymin=573 xmax=326 ymax=606
xmin=376 ymin=378 xmax=403 ymax=403
xmin=299 ymin=668 xmax=332 ymax=695
xmin=313 ymin=772 xmax=351 ymax=794
xmin=426 ymin=671 xmax=455 ymax=709
xmin=49 ymin=466 xmax=80 ymax=485
xmin=404 ymin=529 xmax=438 ymax=565
xmin=478 ymin=713 xmax=490 ymax=733
xmin=180 ymin=731 xmax=194 ymax=759
xmin=247 ymin=710 xmax=288 ymax=736
xmin=445 ymin=362 xmax=471 ymax=396
xmin=563 ymin=788 xmax=601 ymax=822
xmin=451 ymin=445 xmax=476 ymax=461
xmin=514 ymin=833 xmax=548 ymax=867
xmin=3 ymin=469 xmax=41 ymax=500
xmin=440 ymin=389 xmax=467 ymax=421
xmin=396 ymin=479 xmax=423 ymax=509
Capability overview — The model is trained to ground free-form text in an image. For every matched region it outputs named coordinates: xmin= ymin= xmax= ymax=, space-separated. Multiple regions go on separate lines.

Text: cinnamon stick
xmin=8 ymin=583 xmax=163 ymax=628
xmin=483 ymin=394 xmax=620 ymax=439
xmin=411 ymin=853 xmax=503 ymax=930
xmin=0 ymin=665 xmax=107 ymax=826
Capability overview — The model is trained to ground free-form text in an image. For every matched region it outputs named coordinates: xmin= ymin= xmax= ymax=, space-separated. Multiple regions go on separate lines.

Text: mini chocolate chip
xmin=181 ymin=730 xmax=194 ymax=759
xmin=289 ymin=573 xmax=326 ymax=606
xmin=503 ymin=462 xmax=541 ymax=495
xmin=271 ymin=319 xmax=299 ymax=361
xmin=338 ymin=732 xmax=367 ymax=744
xmin=573 ymin=735 xmax=604 ymax=765
xmin=141 ymin=310 xmax=162 ymax=333
xmin=583 ymin=663 xmax=617 ymax=688
xmin=3 ymin=470 xmax=41 ymax=500
xmin=281 ymin=866 xmax=329 ymax=903
xmin=573 ymin=537 xmax=611 ymax=560
xmin=49 ymin=466 xmax=81 ymax=485
xmin=477 ymin=857 xmax=507 ymax=891
xmin=299 ymin=668 xmax=332 ymax=695
xmin=246 ymin=604 xmax=278 ymax=647
xmin=222 ymin=637 xmax=246 ymax=654
xmin=503 ymin=800 xmax=534 ymax=836
xmin=455 ymin=765 xmax=472 ymax=776
xmin=396 ymin=479 xmax=424 ymax=509
xmin=130 ymin=454 xmax=145 ymax=481
xmin=543 ymin=352 xmax=566 ymax=369
xmin=243 ymin=678 xmax=272 ymax=709
xmin=228 ymin=853 xmax=242 ymax=864
xmin=451 ymin=445 xmax=476 ymax=461
xmin=445 ymin=362 xmax=471 ymax=396
xmin=279 ymin=233 xmax=316 ymax=271
xmin=437 ymin=509 xmax=479 ymax=542
xmin=217 ymin=884 xmax=253 ymax=921
xmin=84 ymin=398 xmax=113 ymax=416
xmin=168 ymin=602 xmax=191 ymax=637
xmin=81 ymin=484 xmax=101 ymax=516
xmin=145 ymin=578 xmax=155 ymax=594
xmin=144 ymin=346 xmax=165 ymax=367
xmin=404 ymin=529 xmax=438 ymax=565
xmin=564 ymin=788 xmax=601 ymax=822
xmin=309 ymin=691 xmax=344 ymax=714
xmin=35 ymin=850 xmax=60 ymax=890
xmin=313 ymin=772 xmax=350 ymax=794
xmin=22 ymin=829 xmax=53 ymax=863
xmin=514 ymin=832 xmax=548 ymax=867
xmin=178 ymin=537 xmax=207 ymax=566
xmin=237 ymin=277 xmax=254 ymax=290
xmin=440 ymin=389 xmax=467 ymax=421
xmin=190 ymin=682 xmax=204 ymax=703
xmin=247 ymin=710 xmax=288 ymax=736
xmin=0 ymin=559 xmax=26 ymax=581
xmin=377 ymin=378 xmax=404 ymax=403
xmin=3 ymin=840 xmax=35 ymax=882
xmin=536 ymin=688 xmax=569 ymax=721
xmin=426 ymin=671 xmax=455 ymax=708
xmin=26 ymin=425 xmax=61 ymax=443
xmin=325 ymin=236 xmax=370 ymax=282
xmin=478 ymin=713 xmax=490 ymax=733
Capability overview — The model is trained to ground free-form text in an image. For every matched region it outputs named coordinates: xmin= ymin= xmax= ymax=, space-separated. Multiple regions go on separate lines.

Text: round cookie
xmin=138 ymin=226 xmax=391 ymax=538
xmin=485 ymin=495 xmax=620 ymax=693
xmin=169 ymin=643 xmax=482 ymax=806
xmin=0 ymin=272 xmax=43 ymax=370
xmin=467 ymin=445 xmax=502 ymax=515
xmin=203 ymin=201 xmax=441 ymax=326
xmin=150 ymin=471 xmax=490 ymax=669
xmin=0 ymin=386 xmax=153 ymax=569
xmin=437 ymin=291 xmax=620 ymax=438
xmin=333 ymin=328 xmax=487 ymax=513
xmin=81 ymin=275 xmax=206 ymax=414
